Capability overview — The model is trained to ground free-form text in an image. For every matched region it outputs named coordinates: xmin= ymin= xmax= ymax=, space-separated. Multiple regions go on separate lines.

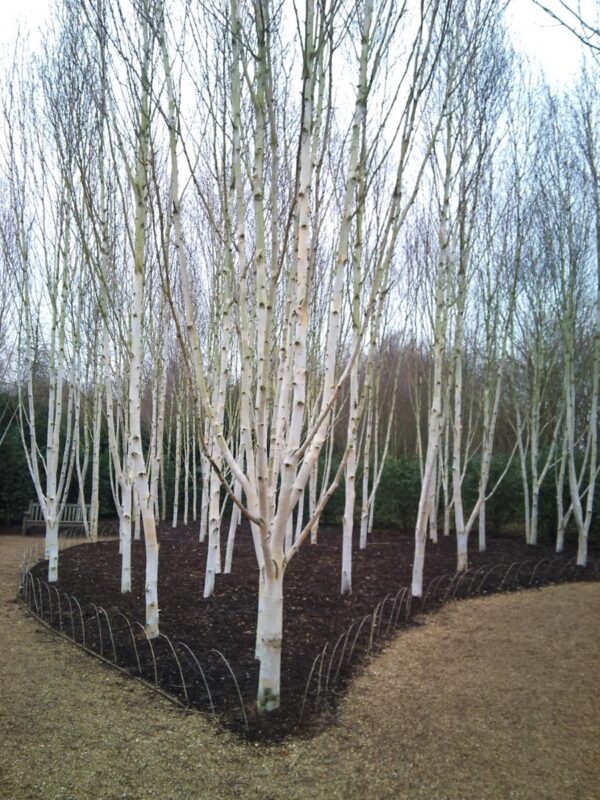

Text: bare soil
xmin=24 ymin=524 xmax=599 ymax=741
xmin=1 ymin=534 xmax=599 ymax=798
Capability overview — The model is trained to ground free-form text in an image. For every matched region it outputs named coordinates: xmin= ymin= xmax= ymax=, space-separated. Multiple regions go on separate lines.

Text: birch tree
xmin=156 ymin=0 xmax=446 ymax=709
xmin=412 ymin=0 xmax=513 ymax=591
xmin=3 ymin=39 xmax=82 ymax=583
xmin=543 ymin=83 xmax=599 ymax=566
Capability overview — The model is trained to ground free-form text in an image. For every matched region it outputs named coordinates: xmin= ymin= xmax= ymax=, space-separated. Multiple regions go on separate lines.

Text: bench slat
xmin=22 ymin=502 xmax=92 ymax=534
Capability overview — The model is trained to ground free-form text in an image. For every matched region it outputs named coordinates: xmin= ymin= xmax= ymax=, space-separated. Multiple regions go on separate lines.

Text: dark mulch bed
xmin=27 ymin=523 xmax=597 ymax=740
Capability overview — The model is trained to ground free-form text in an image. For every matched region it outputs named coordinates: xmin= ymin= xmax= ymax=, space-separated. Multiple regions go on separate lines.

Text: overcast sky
xmin=0 ymin=0 xmax=595 ymax=85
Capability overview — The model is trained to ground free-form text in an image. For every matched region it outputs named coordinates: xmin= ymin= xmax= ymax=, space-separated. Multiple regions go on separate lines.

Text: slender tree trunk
xmin=183 ymin=406 xmax=190 ymax=526
xmin=412 ymin=130 xmax=450 ymax=595
xmin=172 ymin=403 xmax=181 ymax=527
xmin=128 ymin=6 xmax=159 ymax=637
xmin=90 ymin=379 xmax=102 ymax=542
xmin=295 ymin=489 xmax=305 ymax=543
xmin=224 ymin=473 xmax=242 ymax=574
xmin=359 ymin=385 xmax=373 ymax=549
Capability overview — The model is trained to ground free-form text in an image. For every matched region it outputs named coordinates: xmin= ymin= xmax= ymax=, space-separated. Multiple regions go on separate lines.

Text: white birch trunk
xmin=555 ymin=434 xmax=568 ymax=553
xmin=294 ymin=489 xmax=304 ymax=544
xmin=128 ymin=7 xmax=159 ymax=637
xmin=133 ymin=487 xmax=141 ymax=541
xmin=199 ymin=448 xmax=209 ymax=542
xmin=183 ymin=406 xmax=190 ymax=526
xmin=411 ymin=128 xmax=451 ymax=596
xmin=172 ymin=404 xmax=181 ymax=527
xmin=150 ymin=316 xmax=168 ymax=521
xmin=224 ymin=476 xmax=241 ymax=574
xmin=478 ymin=503 xmax=486 ymax=552
xmin=256 ymin=567 xmax=284 ymax=711
xmin=192 ymin=413 xmax=197 ymax=522
xmin=359 ymin=384 xmax=373 ymax=549
xmin=90 ymin=379 xmax=102 ymax=542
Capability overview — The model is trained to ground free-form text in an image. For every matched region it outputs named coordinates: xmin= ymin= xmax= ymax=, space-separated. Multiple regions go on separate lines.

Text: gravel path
xmin=1 ymin=535 xmax=599 ymax=800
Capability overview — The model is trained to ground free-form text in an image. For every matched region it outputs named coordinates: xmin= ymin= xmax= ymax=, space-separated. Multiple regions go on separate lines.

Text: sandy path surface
xmin=1 ymin=534 xmax=598 ymax=800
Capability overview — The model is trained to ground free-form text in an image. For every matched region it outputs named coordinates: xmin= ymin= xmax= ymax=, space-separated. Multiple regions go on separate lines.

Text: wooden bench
xmin=22 ymin=502 xmax=90 ymax=535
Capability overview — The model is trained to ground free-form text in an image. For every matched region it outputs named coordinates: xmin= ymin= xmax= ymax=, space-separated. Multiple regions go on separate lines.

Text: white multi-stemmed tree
xmin=3 ymin=38 xmax=84 ymax=583
xmin=5 ymin=0 xmax=597 ymax=719
xmin=539 ymin=79 xmax=599 ymax=567
xmin=156 ymin=0 xmax=448 ymax=708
